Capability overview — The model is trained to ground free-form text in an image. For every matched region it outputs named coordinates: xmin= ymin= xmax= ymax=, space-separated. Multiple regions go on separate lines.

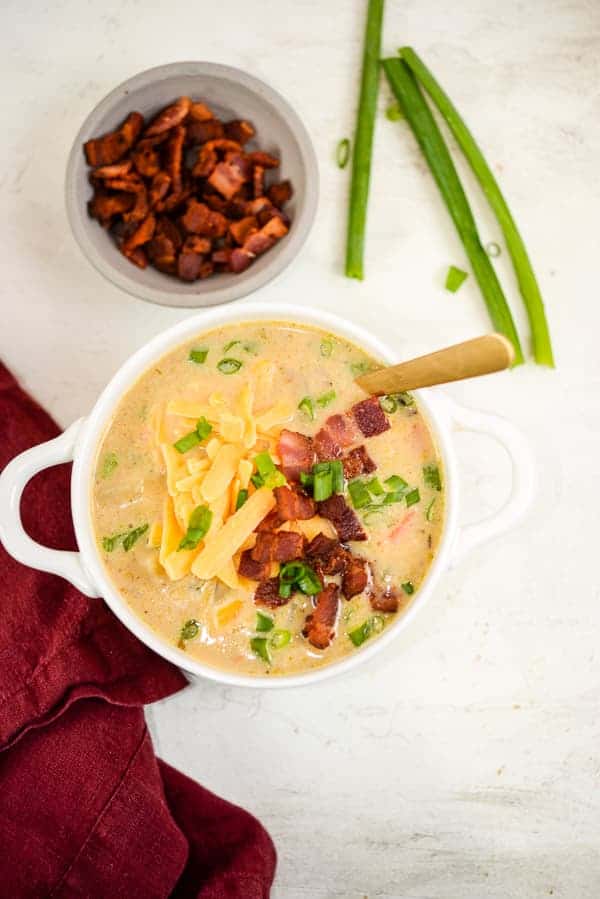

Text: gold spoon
xmin=355 ymin=333 xmax=515 ymax=395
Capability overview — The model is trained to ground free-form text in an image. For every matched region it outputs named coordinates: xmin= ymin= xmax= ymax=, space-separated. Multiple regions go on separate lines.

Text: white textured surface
xmin=2 ymin=1 xmax=600 ymax=896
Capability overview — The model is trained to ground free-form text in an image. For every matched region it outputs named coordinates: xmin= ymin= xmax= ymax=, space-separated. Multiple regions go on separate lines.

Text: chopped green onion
xmin=254 ymin=452 xmax=276 ymax=478
xmin=178 ymin=505 xmax=212 ymax=550
xmin=336 ymin=138 xmax=351 ymax=169
xmin=320 ymin=339 xmax=334 ymax=357
xmin=101 ymin=452 xmax=118 ymax=478
xmin=189 ymin=348 xmax=208 ymax=364
xmin=250 ymin=637 xmax=271 ymax=664
xmin=330 ymin=460 xmax=345 ymax=494
xmin=279 ymin=561 xmax=307 ymax=584
xmin=400 ymin=48 xmax=555 ymax=364
xmin=180 ymin=619 xmax=199 ymax=642
xmin=217 ymin=358 xmax=243 ymax=374
xmin=386 ymin=102 xmax=404 ymax=121
xmin=313 ymin=468 xmax=333 ymax=502
xmin=425 ymin=497 xmax=436 ymax=521
xmin=235 ymin=489 xmax=249 ymax=511
xmin=263 ymin=470 xmax=286 ymax=489
xmin=296 ymin=569 xmax=323 ymax=596
xmin=385 ymin=475 xmax=408 ymax=492
xmin=299 ymin=471 xmax=314 ymax=490
xmin=313 ymin=462 xmax=331 ymax=473
xmin=405 ymin=488 xmax=421 ymax=507
xmin=445 ymin=265 xmax=468 ymax=293
xmin=243 ymin=342 xmax=260 ymax=355
xmin=196 ymin=417 xmax=213 ymax=441
xmin=350 ymin=360 xmax=372 ymax=377
xmin=366 ymin=477 xmax=385 ymax=496
xmin=174 ymin=431 xmax=200 ymax=454
xmin=382 ymin=490 xmax=405 ymax=505
xmin=102 ymin=533 xmax=124 ymax=553
xmin=397 ymin=392 xmax=415 ymax=406
xmin=123 ymin=523 xmax=149 ymax=552
xmin=270 ymin=629 xmax=291 ymax=650
xmin=345 ymin=0 xmax=385 ymax=279
xmin=279 ymin=561 xmax=322 ymax=596
xmin=250 ymin=473 xmax=264 ymax=489
xmin=278 ymin=581 xmax=293 ymax=599
xmin=348 ymin=479 xmax=371 ymax=509
xmin=382 ymin=57 xmax=524 ymax=364
xmin=298 ymin=396 xmax=315 ymax=420
xmin=402 ymin=581 xmax=415 ymax=595
xmin=316 ymin=389 xmax=336 ymax=408
xmin=423 ymin=464 xmax=442 ymax=491
xmin=224 ymin=339 xmax=241 ymax=352
xmin=379 ymin=396 xmax=398 ymax=414
xmin=256 ymin=611 xmax=274 ymax=632
xmin=486 ymin=241 xmax=501 ymax=258
xmin=349 ymin=614 xmax=385 ymax=647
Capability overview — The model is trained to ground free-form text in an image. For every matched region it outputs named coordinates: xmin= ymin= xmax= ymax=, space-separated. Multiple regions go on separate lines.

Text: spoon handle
xmin=355 ymin=333 xmax=515 ymax=395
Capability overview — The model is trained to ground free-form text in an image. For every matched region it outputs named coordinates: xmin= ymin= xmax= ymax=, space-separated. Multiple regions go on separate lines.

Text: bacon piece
xmin=91 ymin=160 xmax=133 ymax=180
xmin=352 ymin=397 xmax=390 ymax=438
xmin=145 ymin=96 xmax=191 ymax=137
xmin=165 ymin=125 xmax=185 ymax=194
xmin=238 ymin=549 xmax=270 ymax=581
xmin=370 ymin=585 xmax=399 ymax=613
xmin=189 ymin=101 xmax=214 ymax=122
xmin=229 ymin=216 xmax=258 ymax=245
xmin=177 ymin=251 xmax=203 ymax=281
xmin=342 ymin=445 xmax=376 ymax=479
xmin=182 ymin=235 xmax=211 ymax=254
xmin=253 ymin=165 xmax=265 ymax=198
xmin=123 ymin=186 xmax=149 ymax=224
xmin=193 ymin=144 xmax=217 ymax=177
xmin=131 ymin=145 xmax=160 ymax=178
xmin=186 ymin=119 xmax=224 ymax=144
xmin=147 ymin=234 xmax=177 ymax=273
xmin=267 ymin=180 xmax=293 ymax=207
xmin=122 ymin=212 xmax=155 ymax=257
xmin=251 ymin=531 xmax=304 ymax=564
xmin=227 ymin=215 xmax=289 ymax=271
xmin=342 ymin=555 xmax=370 ymax=599
xmin=208 ymin=159 xmax=247 ymax=200
xmin=314 ymin=428 xmax=342 ymax=461
xmin=325 ymin=413 xmax=361 ymax=448
xmin=88 ymin=192 xmax=133 ymax=226
xmin=181 ymin=200 xmax=228 ymax=238
xmin=224 ymin=119 xmax=255 ymax=144
xmin=318 ymin=495 xmax=367 ymax=542
xmin=247 ymin=151 xmax=280 ymax=169
xmin=303 ymin=584 xmax=339 ymax=649
xmin=245 ymin=196 xmax=272 ymax=217
xmin=256 ymin=510 xmax=282 ymax=533
xmin=212 ymin=248 xmax=232 ymax=267
xmin=278 ymin=429 xmax=315 ymax=481
xmin=84 ymin=111 xmax=144 ymax=166
xmin=149 ymin=171 xmax=171 ymax=207
xmin=158 ymin=188 xmax=191 ymax=214
xmin=273 ymin=486 xmax=315 ymax=522
xmin=306 ymin=533 xmax=349 ymax=575
xmin=125 ymin=246 xmax=148 ymax=269
xmin=102 ymin=174 xmax=145 ymax=193
xmin=198 ymin=260 xmax=214 ymax=279
xmin=254 ymin=578 xmax=290 ymax=608
xmin=155 ymin=216 xmax=183 ymax=250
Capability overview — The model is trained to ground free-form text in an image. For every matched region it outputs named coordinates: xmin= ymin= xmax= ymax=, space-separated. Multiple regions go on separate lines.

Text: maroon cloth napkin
xmin=0 ymin=363 xmax=276 ymax=898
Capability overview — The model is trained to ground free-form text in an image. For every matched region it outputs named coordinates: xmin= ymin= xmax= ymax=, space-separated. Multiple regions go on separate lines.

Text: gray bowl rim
xmin=65 ymin=61 xmax=319 ymax=308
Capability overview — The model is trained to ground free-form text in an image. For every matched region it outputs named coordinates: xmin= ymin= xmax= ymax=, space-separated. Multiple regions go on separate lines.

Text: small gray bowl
xmin=65 ymin=62 xmax=318 ymax=307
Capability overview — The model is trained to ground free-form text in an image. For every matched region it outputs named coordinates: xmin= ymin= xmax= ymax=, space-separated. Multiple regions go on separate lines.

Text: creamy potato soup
xmin=92 ymin=322 xmax=444 ymax=677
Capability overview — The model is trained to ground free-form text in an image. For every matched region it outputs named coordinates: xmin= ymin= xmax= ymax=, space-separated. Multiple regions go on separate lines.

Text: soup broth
xmin=92 ymin=322 xmax=444 ymax=677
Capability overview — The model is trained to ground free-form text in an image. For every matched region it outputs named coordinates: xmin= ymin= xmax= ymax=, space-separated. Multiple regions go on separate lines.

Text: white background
xmin=2 ymin=1 xmax=600 ymax=897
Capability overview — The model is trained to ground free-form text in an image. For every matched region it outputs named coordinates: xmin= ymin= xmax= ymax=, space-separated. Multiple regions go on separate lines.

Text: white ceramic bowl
xmin=0 ymin=305 xmax=534 ymax=688
xmin=65 ymin=62 xmax=319 ymax=307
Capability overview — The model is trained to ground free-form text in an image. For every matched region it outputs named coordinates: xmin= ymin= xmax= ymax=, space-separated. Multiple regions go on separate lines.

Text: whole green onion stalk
xmin=399 ymin=47 xmax=554 ymax=366
xmin=382 ymin=57 xmax=524 ymax=364
xmin=345 ymin=0 xmax=385 ymax=279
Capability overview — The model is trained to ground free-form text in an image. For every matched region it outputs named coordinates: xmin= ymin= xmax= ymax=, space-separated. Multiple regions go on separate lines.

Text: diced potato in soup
xmin=92 ymin=322 xmax=444 ymax=677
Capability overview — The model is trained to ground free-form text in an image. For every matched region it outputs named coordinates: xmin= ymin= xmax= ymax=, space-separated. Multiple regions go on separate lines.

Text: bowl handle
xmin=0 ymin=418 xmax=100 ymax=597
xmin=441 ymin=396 xmax=535 ymax=567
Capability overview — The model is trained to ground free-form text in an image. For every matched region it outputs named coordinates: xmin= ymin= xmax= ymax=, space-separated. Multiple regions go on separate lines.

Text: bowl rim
xmin=71 ymin=302 xmax=460 ymax=689
xmin=64 ymin=61 xmax=319 ymax=308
